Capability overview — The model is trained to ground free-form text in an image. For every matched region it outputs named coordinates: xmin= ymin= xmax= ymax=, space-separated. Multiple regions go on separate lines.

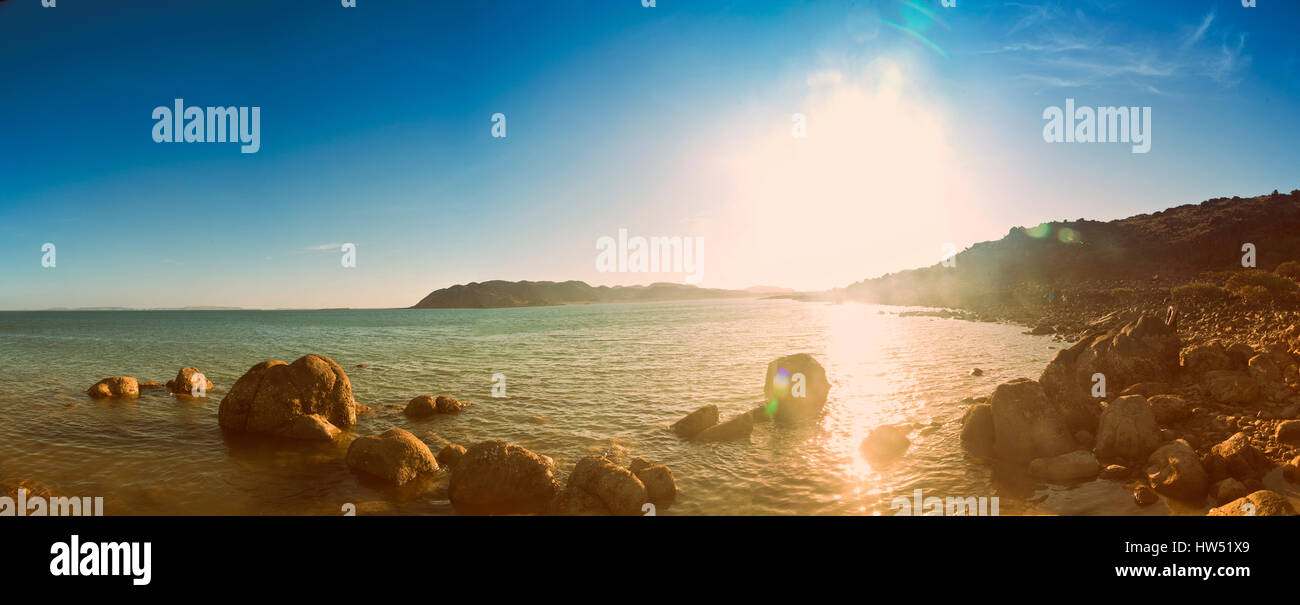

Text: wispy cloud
xmin=303 ymin=243 xmax=344 ymax=252
xmin=1182 ymin=11 xmax=1215 ymax=48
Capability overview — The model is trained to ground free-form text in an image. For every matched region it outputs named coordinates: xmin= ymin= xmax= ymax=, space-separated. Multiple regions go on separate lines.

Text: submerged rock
xmin=696 ymin=413 xmax=754 ymax=442
xmin=435 ymin=395 xmax=467 ymax=413
xmin=1144 ymin=440 xmax=1207 ymax=501
xmin=989 ymin=378 xmax=1074 ymax=462
xmin=632 ymin=463 xmax=677 ymax=508
xmin=166 ymin=367 xmax=213 ymax=396
xmin=556 ymin=456 xmax=647 ymax=516
xmin=1028 ymin=450 xmax=1099 ymax=482
xmin=345 ymin=429 xmax=438 ymax=484
xmin=281 ymin=414 xmax=342 ymax=441
xmin=448 ymin=441 xmax=559 ymax=514
xmin=1095 ymin=395 xmax=1162 ymax=462
xmin=762 ymin=353 xmax=831 ymax=422
xmin=1208 ymin=490 xmax=1297 ymax=516
xmin=860 ymin=425 xmax=911 ymax=461
xmin=87 ymin=377 xmax=139 ymax=399
xmin=671 ymin=405 xmax=718 ymax=439
xmin=217 ymin=354 xmax=357 ymax=439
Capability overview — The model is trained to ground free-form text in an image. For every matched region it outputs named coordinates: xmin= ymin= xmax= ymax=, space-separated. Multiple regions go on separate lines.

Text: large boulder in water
xmin=960 ymin=403 xmax=994 ymax=457
xmin=448 ymin=441 xmax=560 ymax=514
xmin=1095 ymin=395 xmax=1162 ymax=462
xmin=553 ymin=456 xmax=648 ymax=516
xmin=1145 ymin=440 xmax=1208 ymax=501
xmin=1038 ymin=314 xmax=1178 ymax=433
xmin=217 ymin=354 xmax=357 ymax=438
xmin=860 ymin=425 xmax=911 ymax=461
xmin=763 ymin=353 xmax=831 ymax=422
xmin=695 ymin=412 xmax=753 ymax=442
xmin=989 ymin=378 xmax=1075 ymax=462
xmin=166 ymin=367 xmax=213 ymax=396
xmin=87 ymin=377 xmax=139 ymax=399
xmin=345 ymin=428 xmax=438 ymax=484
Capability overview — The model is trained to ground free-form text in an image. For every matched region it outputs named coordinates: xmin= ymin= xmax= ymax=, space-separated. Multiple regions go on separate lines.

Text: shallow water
xmin=0 ymin=299 xmax=1196 ymax=515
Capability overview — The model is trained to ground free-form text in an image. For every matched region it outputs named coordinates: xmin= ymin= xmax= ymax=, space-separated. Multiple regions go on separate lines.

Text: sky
xmin=1 ymin=0 xmax=1297 ymax=309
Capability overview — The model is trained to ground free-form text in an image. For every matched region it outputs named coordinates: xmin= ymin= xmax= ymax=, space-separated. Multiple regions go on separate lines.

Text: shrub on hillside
xmin=1172 ymin=282 xmax=1228 ymax=302
xmin=1275 ymin=261 xmax=1300 ymax=280
xmin=1225 ymin=269 xmax=1300 ymax=302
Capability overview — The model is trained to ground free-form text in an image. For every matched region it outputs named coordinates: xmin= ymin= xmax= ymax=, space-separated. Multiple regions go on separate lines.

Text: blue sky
xmin=1 ymin=0 xmax=1297 ymax=309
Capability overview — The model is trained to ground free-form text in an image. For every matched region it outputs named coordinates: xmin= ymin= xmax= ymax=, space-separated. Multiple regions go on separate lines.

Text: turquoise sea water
xmin=0 ymin=299 xmax=1169 ymax=515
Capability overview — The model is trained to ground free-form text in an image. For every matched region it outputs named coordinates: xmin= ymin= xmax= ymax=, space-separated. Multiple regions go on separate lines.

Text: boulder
xmin=631 ymin=463 xmax=677 ymax=508
xmin=1285 ymin=456 xmax=1300 ymax=483
xmin=1095 ymin=395 xmax=1162 ymax=462
xmin=217 ymin=355 xmax=357 ymax=438
xmin=1144 ymin=440 xmax=1207 ymax=501
xmin=562 ymin=456 xmax=647 ymax=516
xmin=1203 ymin=370 xmax=1259 ymax=404
xmin=1038 ymin=314 xmax=1178 ymax=433
xmin=989 ymin=378 xmax=1075 ymax=462
xmin=1181 ymin=341 xmax=1239 ymax=375
xmin=166 ymin=367 xmax=213 ymax=396
xmin=86 ymin=377 xmax=138 ymax=399
xmin=1248 ymin=354 xmax=1283 ymax=383
xmin=762 ymin=354 xmax=831 ymax=422
xmin=1275 ymin=420 xmax=1300 ymax=445
xmin=1028 ymin=450 xmax=1099 ymax=482
xmin=696 ymin=413 xmax=754 ymax=442
xmin=1133 ymin=485 xmax=1158 ymax=506
xmin=1208 ymin=490 xmax=1297 ymax=516
xmin=1226 ymin=343 xmax=1257 ymax=368
xmin=860 ymin=425 xmax=911 ymax=460
xmin=345 ymin=429 xmax=438 ymax=485
xmin=280 ymin=414 xmax=342 ymax=441
xmin=404 ymin=395 xmax=438 ymax=417
xmin=1147 ymin=395 xmax=1191 ymax=425
xmin=435 ymin=396 xmax=466 ymax=413
xmin=448 ymin=441 xmax=559 ymax=514
xmin=1212 ymin=478 xmax=1248 ymax=505
xmin=437 ymin=444 xmax=467 ymax=469
xmin=1206 ymin=432 xmax=1273 ymax=481
xmin=671 ymin=405 xmax=718 ymax=439
xmin=959 ymin=403 xmax=994 ymax=457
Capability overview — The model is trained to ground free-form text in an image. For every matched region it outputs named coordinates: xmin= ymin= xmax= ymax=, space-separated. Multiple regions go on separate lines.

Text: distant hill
xmin=846 ymin=190 xmax=1300 ymax=308
xmin=410 ymin=280 xmax=755 ymax=309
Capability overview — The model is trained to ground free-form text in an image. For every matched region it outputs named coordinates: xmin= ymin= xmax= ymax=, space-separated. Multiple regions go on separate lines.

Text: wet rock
xmin=345 ymin=428 xmax=438 ymax=485
xmin=860 ymin=425 xmax=911 ymax=461
xmin=1208 ymin=490 xmax=1297 ymax=516
xmin=762 ymin=353 xmax=831 ymax=422
xmin=1120 ymin=382 xmax=1173 ymax=398
xmin=989 ymin=378 xmax=1075 ymax=462
xmin=166 ymin=367 xmax=213 ymax=396
xmin=217 ymin=355 xmax=357 ymax=438
xmin=631 ymin=463 xmax=676 ymax=508
xmin=560 ymin=455 xmax=647 ymax=516
xmin=436 ymin=444 xmax=466 ymax=469
xmin=696 ymin=412 xmax=754 ymax=442
xmin=1028 ymin=450 xmax=1099 ymax=482
xmin=1095 ymin=395 xmax=1162 ymax=462
xmin=1133 ymin=485 xmax=1158 ymax=506
xmin=969 ymin=368 xmax=984 ymax=376
xmin=1207 ymin=432 xmax=1273 ymax=481
xmin=1284 ymin=456 xmax=1300 ymax=483
xmin=139 ymin=381 xmax=164 ymax=389
xmin=448 ymin=441 xmax=559 ymax=514
xmin=1144 ymin=440 xmax=1207 ymax=501
xmin=280 ymin=414 xmax=342 ymax=441
xmin=1147 ymin=395 xmax=1190 ymax=426
xmin=1203 ymin=371 xmax=1259 ymax=404
xmin=86 ymin=377 xmax=139 ymax=399
xmin=671 ymin=405 xmax=718 ymax=439
xmin=435 ymin=395 xmax=466 ymax=413
xmin=959 ymin=403 xmax=994 ymax=457
xmin=1275 ymin=419 xmax=1300 ymax=445
xmin=1212 ymin=478 xmax=1248 ymax=505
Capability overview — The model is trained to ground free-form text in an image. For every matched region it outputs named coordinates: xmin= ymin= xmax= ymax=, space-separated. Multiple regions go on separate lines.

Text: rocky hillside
xmin=846 ymin=190 xmax=1300 ymax=310
xmin=410 ymin=280 xmax=752 ymax=309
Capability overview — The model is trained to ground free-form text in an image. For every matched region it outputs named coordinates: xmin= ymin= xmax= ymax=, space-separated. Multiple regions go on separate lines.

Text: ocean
xmin=0 ymin=299 xmax=1179 ymax=515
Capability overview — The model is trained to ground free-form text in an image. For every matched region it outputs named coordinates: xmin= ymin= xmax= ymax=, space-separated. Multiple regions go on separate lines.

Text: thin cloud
xmin=303 ymin=243 xmax=344 ymax=252
xmin=1182 ymin=11 xmax=1215 ymax=48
